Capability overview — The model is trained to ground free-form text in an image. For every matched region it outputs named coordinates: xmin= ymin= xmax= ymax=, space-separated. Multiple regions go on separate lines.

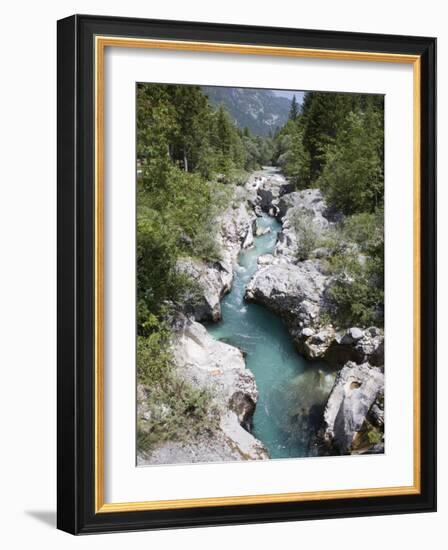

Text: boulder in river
xmin=256 ymin=172 xmax=292 ymax=212
xmin=321 ymin=328 xmax=384 ymax=367
xmin=245 ymin=260 xmax=327 ymax=328
xmin=313 ymin=361 xmax=384 ymax=455
xmin=274 ymin=189 xmax=329 ymax=222
xmin=273 ymin=190 xmax=331 ymax=260
xmin=216 ymin=199 xmax=256 ymax=261
xmin=257 ymin=253 xmax=276 ymax=266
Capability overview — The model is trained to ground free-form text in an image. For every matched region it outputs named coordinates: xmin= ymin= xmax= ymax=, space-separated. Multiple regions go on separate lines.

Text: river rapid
xmin=207 ymin=197 xmax=335 ymax=459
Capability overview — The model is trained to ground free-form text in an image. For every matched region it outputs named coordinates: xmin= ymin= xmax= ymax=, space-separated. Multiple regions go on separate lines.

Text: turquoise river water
xmin=207 ymin=214 xmax=335 ymax=459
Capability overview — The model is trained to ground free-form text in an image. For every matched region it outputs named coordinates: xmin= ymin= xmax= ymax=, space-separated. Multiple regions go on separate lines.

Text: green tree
xmin=210 ymin=105 xmax=247 ymax=172
xmin=289 ymin=94 xmax=299 ymax=120
xmin=325 ymin=210 xmax=384 ymax=327
xmin=283 ymin=122 xmax=310 ymax=187
xmin=300 ymin=92 xmax=370 ymax=181
xmin=136 ymin=84 xmax=178 ymax=178
xmin=170 ymin=85 xmax=212 ymax=173
xmin=272 ymin=119 xmax=309 ymax=187
xmin=290 ymin=211 xmax=320 ymax=260
xmin=317 ymin=108 xmax=384 ymax=214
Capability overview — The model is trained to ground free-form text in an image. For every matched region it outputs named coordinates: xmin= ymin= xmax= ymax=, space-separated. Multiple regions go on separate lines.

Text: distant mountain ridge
xmin=202 ymin=86 xmax=292 ymax=137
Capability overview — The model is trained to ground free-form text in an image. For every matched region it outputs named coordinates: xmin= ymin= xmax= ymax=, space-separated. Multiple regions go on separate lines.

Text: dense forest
xmin=136 ymin=83 xmax=274 ymax=336
xmin=136 ymin=83 xmax=384 ymax=452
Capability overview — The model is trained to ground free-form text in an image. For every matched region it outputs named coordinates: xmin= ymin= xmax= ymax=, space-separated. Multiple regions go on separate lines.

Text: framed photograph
xmin=57 ymin=14 xmax=436 ymax=534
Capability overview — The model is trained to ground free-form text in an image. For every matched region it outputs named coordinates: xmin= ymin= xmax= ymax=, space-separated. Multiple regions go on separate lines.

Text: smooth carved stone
xmin=176 ymin=188 xmax=256 ymax=322
xmin=138 ymin=320 xmax=269 ymax=465
xmin=320 ymin=361 xmax=385 ymax=453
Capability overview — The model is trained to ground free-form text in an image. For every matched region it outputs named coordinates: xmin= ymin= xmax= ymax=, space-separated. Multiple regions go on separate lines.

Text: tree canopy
xmin=273 ymin=91 xmax=384 ymax=214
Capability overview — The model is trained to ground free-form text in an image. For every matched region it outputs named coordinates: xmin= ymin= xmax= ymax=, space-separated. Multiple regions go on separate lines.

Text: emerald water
xmin=207 ymin=213 xmax=335 ymax=459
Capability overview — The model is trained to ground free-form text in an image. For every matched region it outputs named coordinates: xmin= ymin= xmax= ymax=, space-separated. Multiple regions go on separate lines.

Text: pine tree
xmin=289 ymin=94 xmax=299 ymax=120
xmin=301 ymin=91 xmax=362 ymax=181
xmin=317 ymin=107 xmax=384 ymax=214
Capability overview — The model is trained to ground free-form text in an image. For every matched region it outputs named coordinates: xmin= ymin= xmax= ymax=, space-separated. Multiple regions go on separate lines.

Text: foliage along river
xmin=207 ymin=208 xmax=335 ymax=459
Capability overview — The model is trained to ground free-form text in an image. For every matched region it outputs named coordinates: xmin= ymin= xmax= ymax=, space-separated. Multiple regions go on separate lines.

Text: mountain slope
xmin=202 ymin=86 xmax=292 ymax=137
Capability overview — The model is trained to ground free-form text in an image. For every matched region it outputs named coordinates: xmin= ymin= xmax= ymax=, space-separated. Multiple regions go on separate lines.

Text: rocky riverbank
xmin=137 ymin=317 xmax=268 ymax=465
xmin=245 ymin=186 xmax=384 ymax=368
xmin=176 ymin=187 xmax=256 ymax=322
xmin=244 ymin=174 xmax=385 ymax=455
xmin=138 ymin=168 xmax=385 ymax=462
xmin=138 ymin=181 xmax=268 ymax=465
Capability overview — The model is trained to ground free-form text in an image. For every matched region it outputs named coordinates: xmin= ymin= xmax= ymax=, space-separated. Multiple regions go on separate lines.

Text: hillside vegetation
xmin=136 ymin=83 xmax=275 ymax=451
xmin=272 ymin=91 xmax=384 ymax=326
xmin=137 ymin=83 xmax=276 ymax=335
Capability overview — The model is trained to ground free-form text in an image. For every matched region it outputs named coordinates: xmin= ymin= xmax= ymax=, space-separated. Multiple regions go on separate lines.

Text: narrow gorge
xmin=138 ymin=167 xmax=384 ymax=465
xmin=136 ymin=84 xmax=385 ymax=466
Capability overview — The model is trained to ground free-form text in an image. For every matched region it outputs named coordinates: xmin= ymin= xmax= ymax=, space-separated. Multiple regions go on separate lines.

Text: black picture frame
xmin=57 ymin=14 xmax=436 ymax=535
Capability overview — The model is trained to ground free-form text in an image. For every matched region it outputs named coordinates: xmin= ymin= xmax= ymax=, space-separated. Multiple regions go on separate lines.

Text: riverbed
xmin=207 ymin=212 xmax=335 ymax=459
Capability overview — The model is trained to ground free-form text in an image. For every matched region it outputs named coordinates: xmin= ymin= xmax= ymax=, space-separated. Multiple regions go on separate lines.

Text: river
xmin=207 ymin=209 xmax=335 ymax=459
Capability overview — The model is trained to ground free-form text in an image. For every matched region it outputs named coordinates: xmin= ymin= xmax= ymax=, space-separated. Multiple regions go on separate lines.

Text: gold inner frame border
xmin=94 ymin=36 xmax=421 ymax=513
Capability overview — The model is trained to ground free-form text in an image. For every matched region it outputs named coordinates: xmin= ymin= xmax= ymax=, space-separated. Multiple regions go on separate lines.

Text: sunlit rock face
xmin=313 ymin=361 xmax=384 ymax=455
xmin=176 ymin=187 xmax=256 ymax=322
xmin=138 ymin=318 xmax=269 ymax=466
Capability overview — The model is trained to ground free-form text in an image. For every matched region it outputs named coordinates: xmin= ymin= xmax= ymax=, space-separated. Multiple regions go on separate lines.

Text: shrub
xmin=273 ymin=121 xmax=310 ymax=188
xmin=137 ymin=332 xmax=219 ymax=454
xmin=290 ymin=211 xmax=321 ymax=261
xmin=351 ymin=420 xmax=384 ymax=452
xmin=326 ymin=253 xmax=383 ymax=327
xmin=324 ymin=211 xmax=384 ymax=327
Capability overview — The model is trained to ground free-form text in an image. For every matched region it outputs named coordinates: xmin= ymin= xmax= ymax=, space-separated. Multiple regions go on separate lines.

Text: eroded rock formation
xmin=138 ymin=318 xmax=268 ymax=465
